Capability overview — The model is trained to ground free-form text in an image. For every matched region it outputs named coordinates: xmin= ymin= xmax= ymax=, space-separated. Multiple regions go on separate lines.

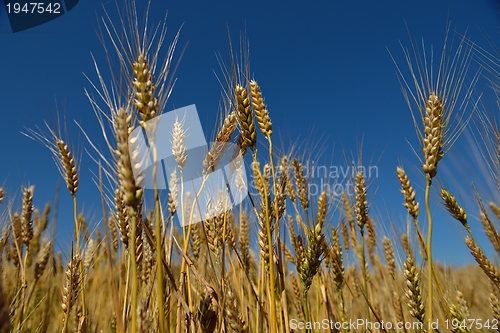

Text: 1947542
xmin=5 ymin=2 xmax=61 ymax=14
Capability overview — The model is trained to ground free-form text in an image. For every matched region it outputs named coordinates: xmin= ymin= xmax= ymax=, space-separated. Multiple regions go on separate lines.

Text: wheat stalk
xmin=393 ymin=28 xmax=478 ymax=331
xmin=115 ymin=106 xmax=143 ymax=333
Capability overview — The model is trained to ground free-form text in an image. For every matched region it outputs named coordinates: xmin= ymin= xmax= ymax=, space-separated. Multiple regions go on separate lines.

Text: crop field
xmin=2 ymin=1 xmax=500 ymax=333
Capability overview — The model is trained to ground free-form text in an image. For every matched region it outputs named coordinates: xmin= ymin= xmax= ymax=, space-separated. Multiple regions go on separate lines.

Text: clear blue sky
xmin=1 ymin=0 xmax=500 ymax=264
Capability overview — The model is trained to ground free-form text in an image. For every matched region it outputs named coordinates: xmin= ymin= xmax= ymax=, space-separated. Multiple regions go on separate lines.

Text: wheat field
xmin=2 ymin=1 xmax=500 ymax=333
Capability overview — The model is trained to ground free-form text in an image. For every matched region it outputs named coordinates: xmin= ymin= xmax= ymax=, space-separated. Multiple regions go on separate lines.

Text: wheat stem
xmin=268 ymin=137 xmax=289 ymax=333
xmin=303 ymin=289 xmax=311 ymax=333
xmin=129 ymin=206 xmax=139 ymax=333
xmin=151 ymin=143 xmax=165 ymax=333
xmin=355 ymin=171 xmax=371 ymax=322
xmin=361 ymin=234 xmax=370 ymax=322
xmin=253 ymin=152 xmax=278 ymax=333
xmin=425 ymin=174 xmax=433 ymax=332
xmin=175 ymin=174 xmax=210 ymax=332
xmin=72 ymin=195 xmax=86 ymax=319
xmin=175 ymin=168 xmax=186 ymax=333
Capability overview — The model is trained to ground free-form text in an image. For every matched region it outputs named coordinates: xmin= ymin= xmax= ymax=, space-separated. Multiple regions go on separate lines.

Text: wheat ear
xmin=383 ymin=236 xmax=396 ymax=277
xmin=292 ymin=158 xmax=309 ymax=215
xmin=133 ymin=53 xmax=159 ymax=126
xmin=422 ymin=94 xmax=444 ymax=178
xmin=203 ymin=112 xmax=237 ymax=172
xmin=236 ymin=84 xmax=257 ymax=152
xmin=250 ymin=80 xmax=272 ymax=138
xmin=331 ymin=228 xmax=344 ymax=291
xmin=21 ymin=186 xmax=34 ymax=247
xmin=396 ymin=167 xmax=419 ymax=218
xmin=441 ymin=189 xmax=472 ymax=238
xmin=56 ymin=139 xmax=79 ymax=197
xmin=115 ymin=108 xmax=143 ymax=208
xmin=62 ymin=255 xmax=81 ymax=333
xmin=490 ymin=285 xmax=500 ymax=324
xmin=465 ymin=237 xmax=500 ymax=288
xmin=404 ymin=254 xmax=425 ymax=327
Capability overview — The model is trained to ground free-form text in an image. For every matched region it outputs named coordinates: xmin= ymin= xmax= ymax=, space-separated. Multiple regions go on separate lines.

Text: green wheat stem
xmin=412 ymin=215 xmax=447 ymax=315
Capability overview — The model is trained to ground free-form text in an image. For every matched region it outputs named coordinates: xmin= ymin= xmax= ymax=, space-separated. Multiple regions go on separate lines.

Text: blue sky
xmin=1 ymin=0 xmax=500 ymax=264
